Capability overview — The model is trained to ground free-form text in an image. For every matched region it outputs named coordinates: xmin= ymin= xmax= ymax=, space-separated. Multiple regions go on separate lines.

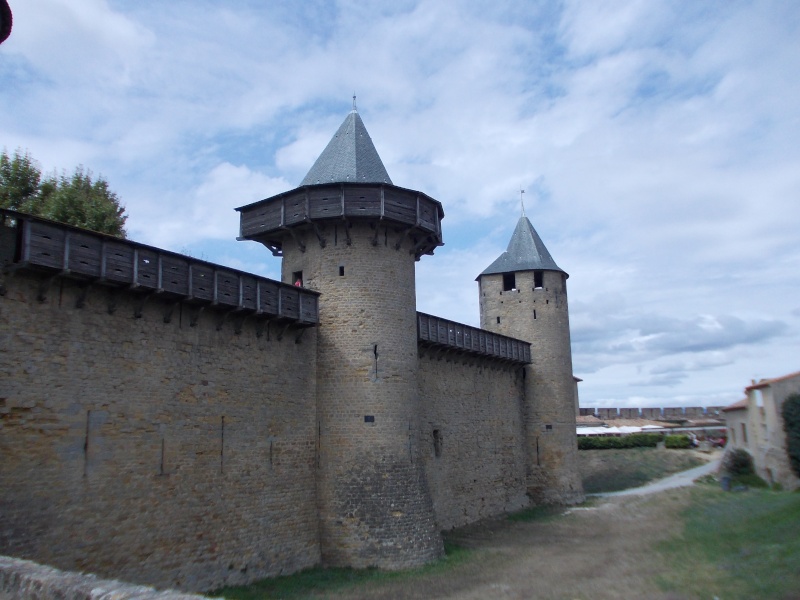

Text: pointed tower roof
xmin=300 ymin=108 xmax=393 ymax=186
xmin=479 ymin=216 xmax=567 ymax=277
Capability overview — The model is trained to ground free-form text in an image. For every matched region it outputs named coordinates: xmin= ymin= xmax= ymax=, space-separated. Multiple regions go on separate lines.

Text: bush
xmin=577 ymin=433 xmax=661 ymax=450
xmin=722 ymin=448 xmax=755 ymax=476
xmin=665 ymin=434 xmax=691 ymax=449
xmin=782 ymin=393 xmax=800 ymax=478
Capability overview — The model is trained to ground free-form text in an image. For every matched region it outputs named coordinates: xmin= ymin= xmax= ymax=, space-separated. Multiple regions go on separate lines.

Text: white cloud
xmin=2 ymin=0 xmax=798 ymax=408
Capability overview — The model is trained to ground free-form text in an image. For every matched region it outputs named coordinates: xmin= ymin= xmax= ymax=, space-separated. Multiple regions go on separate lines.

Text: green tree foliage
xmin=722 ymin=448 xmax=755 ymax=476
xmin=578 ymin=433 xmax=662 ymax=450
xmin=664 ymin=434 xmax=692 ymax=449
xmin=0 ymin=148 xmax=127 ymax=237
xmin=0 ymin=148 xmax=40 ymax=212
xmin=782 ymin=393 xmax=800 ymax=478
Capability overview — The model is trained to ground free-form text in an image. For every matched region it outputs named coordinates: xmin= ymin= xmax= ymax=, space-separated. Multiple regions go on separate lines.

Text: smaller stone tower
xmin=477 ymin=214 xmax=583 ymax=504
xmin=236 ymin=105 xmax=445 ymax=568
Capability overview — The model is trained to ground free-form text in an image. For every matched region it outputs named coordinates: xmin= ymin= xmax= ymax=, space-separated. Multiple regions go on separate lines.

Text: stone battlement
xmin=580 ymin=407 xmax=726 ymax=420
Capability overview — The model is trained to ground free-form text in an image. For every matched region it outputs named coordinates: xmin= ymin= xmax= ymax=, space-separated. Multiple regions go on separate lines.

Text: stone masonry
xmin=0 ymin=107 xmax=583 ymax=594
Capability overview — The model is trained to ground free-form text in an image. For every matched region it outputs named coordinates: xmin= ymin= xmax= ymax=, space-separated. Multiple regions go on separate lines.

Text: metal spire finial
xmin=520 ymin=188 xmax=526 ymax=217
xmin=352 ymin=93 xmax=357 ymax=111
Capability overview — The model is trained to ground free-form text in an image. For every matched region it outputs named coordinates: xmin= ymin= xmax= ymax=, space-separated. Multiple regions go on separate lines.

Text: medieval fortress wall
xmin=1 ymin=272 xmax=321 ymax=591
xmin=0 ymin=251 xmax=546 ymax=591
xmin=417 ymin=355 xmax=529 ymax=529
xmin=0 ymin=108 xmax=582 ymax=594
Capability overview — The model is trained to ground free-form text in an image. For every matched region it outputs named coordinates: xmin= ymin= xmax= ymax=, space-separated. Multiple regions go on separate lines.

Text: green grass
xmin=580 ymin=447 xmax=706 ymax=493
xmin=658 ymin=485 xmax=800 ymax=599
xmin=506 ymin=503 xmax=566 ymax=523
xmin=211 ymin=540 xmax=471 ymax=599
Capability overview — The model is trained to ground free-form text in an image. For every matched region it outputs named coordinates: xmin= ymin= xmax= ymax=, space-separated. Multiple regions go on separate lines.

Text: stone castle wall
xmin=1 ymin=251 xmax=576 ymax=592
xmin=0 ymin=273 xmax=320 ymax=592
xmin=417 ymin=354 xmax=529 ymax=529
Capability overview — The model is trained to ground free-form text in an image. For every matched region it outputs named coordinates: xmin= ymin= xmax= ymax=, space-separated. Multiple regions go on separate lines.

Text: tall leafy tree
xmin=0 ymin=148 xmax=41 ymax=213
xmin=0 ymin=149 xmax=127 ymax=238
xmin=40 ymin=168 xmax=127 ymax=237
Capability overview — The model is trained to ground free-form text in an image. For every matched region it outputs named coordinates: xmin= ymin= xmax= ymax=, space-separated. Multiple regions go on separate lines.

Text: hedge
xmin=664 ymin=434 xmax=692 ymax=449
xmin=578 ymin=433 xmax=661 ymax=450
xmin=577 ymin=433 xmax=693 ymax=450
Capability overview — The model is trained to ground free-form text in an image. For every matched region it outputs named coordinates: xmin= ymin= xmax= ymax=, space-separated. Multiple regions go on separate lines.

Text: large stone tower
xmin=236 ymin=106 xmax=444 ymax=568
xmin=477 ymin=214 xmax=583 ymax=504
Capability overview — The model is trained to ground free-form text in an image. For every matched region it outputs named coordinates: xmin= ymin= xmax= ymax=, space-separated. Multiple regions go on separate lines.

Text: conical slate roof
xmin=479 ymin=216 xmax=567 ymax=277
xmin=300 ymin=109 xmax=393 ymax=186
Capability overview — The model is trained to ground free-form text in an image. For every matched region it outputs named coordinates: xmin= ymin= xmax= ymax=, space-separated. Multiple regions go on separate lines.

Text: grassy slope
xmin=578 ymin=447 xmax=706 ymax=493
xmin=214 ymin=450 xmax=732 ymax=599
xmin=658 ymin=485 xmax=800 ymax=599
xmin=213 ymin=541 xmax=471 ymax=600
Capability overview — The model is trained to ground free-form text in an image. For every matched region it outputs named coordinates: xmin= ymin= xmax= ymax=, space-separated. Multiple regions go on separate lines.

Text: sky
xmin=2 ymin=0 xmax=799 ymax=409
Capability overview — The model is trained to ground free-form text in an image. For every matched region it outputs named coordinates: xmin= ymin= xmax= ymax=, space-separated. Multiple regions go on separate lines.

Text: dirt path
xmin=316 ymin=487 xmax=701 ymax=600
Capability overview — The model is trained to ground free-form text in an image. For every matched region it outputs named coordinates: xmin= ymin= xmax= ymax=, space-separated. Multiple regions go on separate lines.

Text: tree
xmin=40 ymin=168 xmax=127 ymax=237
xmin=0 ymin=149 xmax=127 ymax=238
xmin=782 ymin=393 xmax=800 ymax=478
xmin=0 ymin=149 xmax=41 ymax=213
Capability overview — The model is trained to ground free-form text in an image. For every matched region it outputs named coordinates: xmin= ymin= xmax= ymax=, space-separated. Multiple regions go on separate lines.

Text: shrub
xmin=782 ymin=393 xmax=800 ymax=478
xmin=577 ymin=433 xmax=661 ymax=450
xmin=664 ymin=434 xmax=691 ymax=449
xmin=722 ymin=448 xmax=755 ymax=476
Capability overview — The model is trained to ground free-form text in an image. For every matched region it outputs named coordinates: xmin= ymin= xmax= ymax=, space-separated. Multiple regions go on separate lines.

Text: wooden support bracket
xmin=394 ymin=225 xmax=414 ymax=251
xmin=255 ymin=318 xmax=269 ymax=339
xmin=134 ymin=293 xmax=154 ymax=319
xmin=285 ymin=227 xmax=306 ymax=253
xmin=106 ymin=289 xmax=118 ymax=314
xmin=163 ymin=302 xmax=179 ymax=324
xmin=233 ymin=314 xmax=248 ymax=335
xmin=189 ymin=306 xmax=204 ymax=327
xmin=371 ymin=220 xmax=384 ymax=247
xmin=294 ymin=326 xmax=307 ymax=344
xmin=410 ymin=234 xmax=433 ymax=256
xmin=37 ymin=274 xmax=60 ymax=303
xmin=276 ymin=322 xmax=292 ymax=341
xmin=75 ymin=282 xmax=93 ymax=309
xmin=310 ymin=221 xmax=327 ymax=248
xmin=342 ymin=220 xmax=352 ymax=246
xmin=216 ymin=310 xmax=234 ymax=331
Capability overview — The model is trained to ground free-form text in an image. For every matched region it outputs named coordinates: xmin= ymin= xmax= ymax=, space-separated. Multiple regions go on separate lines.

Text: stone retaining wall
xmin=0 ymin=555 xmax=212 ymax=599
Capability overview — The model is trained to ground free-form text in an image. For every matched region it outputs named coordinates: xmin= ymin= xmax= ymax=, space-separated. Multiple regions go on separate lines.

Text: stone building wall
xmin=746 ymin=375 xmax=800 ymax=491
xmin=0 ymin=273 xmax=320 ymax=592
xmin=417 ymin=355 xmax=528 ymax=530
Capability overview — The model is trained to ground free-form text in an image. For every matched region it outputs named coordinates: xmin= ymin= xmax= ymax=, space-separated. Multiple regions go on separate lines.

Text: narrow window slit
xmin=83 ymin=410 xmax=90 ymax=477
xmin=220 ymin=416 xmax=225 ymax=474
